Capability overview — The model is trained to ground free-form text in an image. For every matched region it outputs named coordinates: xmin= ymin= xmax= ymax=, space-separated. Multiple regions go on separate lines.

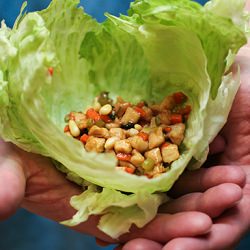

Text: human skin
xmin=121 ymin=3 xmax=250 ymax=249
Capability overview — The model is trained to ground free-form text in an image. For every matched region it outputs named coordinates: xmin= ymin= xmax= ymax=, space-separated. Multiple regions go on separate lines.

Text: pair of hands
xmin=1 ymin=26 xmax=250 ymax=250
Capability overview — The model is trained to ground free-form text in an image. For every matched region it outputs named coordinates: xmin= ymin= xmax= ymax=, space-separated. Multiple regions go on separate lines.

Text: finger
xmin=163 ymin=199 xmax=250 ymax=250
xmin=119 ymin=212 xmax=212 ymax=243
xmin=209 ymin=135 xmax=226 ymax=155
xmin=162 ymin=223 xmax=241 ymax=250
xmin=121 ymin=238 xmax=162 ymax=250
xmin=0 ymin=157 xmax=26 ymax=219
xmin=160 ymin=183 xmax=242 ymax=218
xmin=170 ymin=165 xmax=246 ymax=197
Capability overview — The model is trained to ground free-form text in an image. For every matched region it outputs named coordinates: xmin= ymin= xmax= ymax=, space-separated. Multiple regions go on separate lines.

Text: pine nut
xmin=93 ymin=98 xmax=101 ymax=112
xmin=104 ymin=137 xmax=119 ymax=150
xmin=69 ymin=120 xmax=80 ymax=137
xmin=126 ymin=128 xmax=139 ymax=137
xmin=99 ymin=104 xmax=112 ymax=115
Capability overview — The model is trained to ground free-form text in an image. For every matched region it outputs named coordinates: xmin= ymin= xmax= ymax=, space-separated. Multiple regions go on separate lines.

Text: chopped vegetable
xmin=173 ymin=92 xmax=187 ymax=104
xmin=134 ymin=106 xmax=146 ymax=118
xmin=170 ymin=114 xmax=183 ymax=124
xmin=80 ymin=134 xmax=89 ymax=144
xmin=116 ymin=153 xmax=132 ymax=162
xmin=138 ymin=131 xmax=149 ymax=141
xmin=142 ymin=158 xmax=155 ymax=171
xmin=48 ymin=67 xmax=54 ymax=76
xmin=125 ymin=167 xmax=135 ymax=174
xmin=86 ymin=108 xmax=101 ymax=122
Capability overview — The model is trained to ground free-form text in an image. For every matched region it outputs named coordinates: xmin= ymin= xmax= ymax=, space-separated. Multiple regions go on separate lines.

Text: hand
xmin=162 ymin=40 xmax=250 ymax=250
xmin=0 ymin=139 xmax=245 ymax=246
xmin=120 ymin=24 xmax=250 ymax=250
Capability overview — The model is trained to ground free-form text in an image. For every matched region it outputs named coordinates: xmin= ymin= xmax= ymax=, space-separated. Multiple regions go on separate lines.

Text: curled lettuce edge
xmin=0 ymin=0 xmax=248 ymax=238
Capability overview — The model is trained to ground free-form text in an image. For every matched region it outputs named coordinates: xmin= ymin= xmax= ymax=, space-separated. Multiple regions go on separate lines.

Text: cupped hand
xmin=0 ymin=138 xmax=245 ymax=246
xmin=121 ymin=33 xmax=250 ymax=250
xmin=161 ymin=42 xmax=250 ymax=250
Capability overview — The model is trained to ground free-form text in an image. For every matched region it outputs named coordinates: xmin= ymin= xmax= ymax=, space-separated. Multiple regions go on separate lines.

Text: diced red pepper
xmin=116 ymin=153 xmax=132 ymax=162
xmin=170 ymin=114 xmax=183 ymax=124
xmin=125 ymin=167 xmax=135 ymax=174
xmin=86 ymin=108 xmax=101 ymax=122
xmin=100 ymin=114 xmax=112 ymax=123
xmin=161 ymin=142 xmax=170 ymax=149
xmin=64 ymin=125 xmax=70 ymax=132
xmin=80 ymin=134 xmax=89 ymax=144
xmin=138 ymin=131 xmax=149 ymax=141
xmin=173 ymin=92 xmax=187 ymax=104
xmin=164 ymin=127 xmax=172 ymax=133
xmin=48 ymin=67 xmax=54 ymax=76
xmin=134 ymin=106 xmax=146 ymax=118
xmin=179 ymin=105 xmax=192 ymax=115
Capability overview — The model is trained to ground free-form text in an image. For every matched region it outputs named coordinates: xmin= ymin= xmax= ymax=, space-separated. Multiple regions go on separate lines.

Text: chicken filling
xmin=64 ymin=92 xmax=191 ymax=178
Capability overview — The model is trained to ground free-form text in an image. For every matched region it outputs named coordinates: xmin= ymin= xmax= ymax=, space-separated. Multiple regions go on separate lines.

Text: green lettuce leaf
xmin=124 ymin=0 xmax=247 ymax=99
xmin=0 ymin=0 xmax=247 ymax=238
xmin=62 ymin=185 xmax=167 ymax=238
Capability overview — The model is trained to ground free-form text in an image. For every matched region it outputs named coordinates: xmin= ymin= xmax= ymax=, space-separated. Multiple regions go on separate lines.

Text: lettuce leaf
xmin=123 ymin=0 xmax=247 ymax=99
xmin=0 ymin=0 xmax=247 ymax=238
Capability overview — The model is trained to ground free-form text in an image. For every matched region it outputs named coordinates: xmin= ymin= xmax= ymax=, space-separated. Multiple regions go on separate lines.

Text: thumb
xmin=0 ymin=156 xmax=26 ymax=220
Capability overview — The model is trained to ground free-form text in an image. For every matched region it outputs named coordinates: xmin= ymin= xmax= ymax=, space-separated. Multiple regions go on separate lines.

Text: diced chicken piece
xmin=148 ymin=96 xmax=175 ymax=115
xmin=109 ymin=128 xmax=126 ymax=140
xmin=115 ymin=101 xmax=131 ymax=118
xmin=88 ymin=125 xmax=109 ymax=139
xmin=126 ymin=128 xmax=139 ymax=137
xmin=158 ymin=111 xmax=171 ymax=125
xmin=150 ymin=117 xmax=157 ymax=128
xmin=129 ymin=136 xmax=149 ymax=153
xmin=161 ymin=144 xmax=180 ymax=163
xmin=150 ymin=104 xmax=162 ymax=115
xmin=168 ymin=123 xmax=185 ymax=145
xmin=131 ymin=149 xmax=144 ymax=167
xmin=119 ymin=160 xmax=136 ymax=170
xmin=147 ymin=164 xmax=166 ymax=178
xmin=104 ymin=137 xmax=120 ymax=150
xmin=114 ymin=139 xmax=132 ymax=154
xmin=145 ymin=148 xmax=162 ymax=164
xmin=142 ymin=106 xmax=153 ymax=122
xmin=73 ymin=112 xmax=88 ymax=129
xmin=160 ymin=95 xmax=175 ymax=110
xmin=148 ymin=127 xmax=165 ymax=149
xmin=85 ymin=136 xmax=105 ymax=153
xmin=105 ymin=122 xmax=120 ymax=129
xmin=121 ymin=107 xmax=140 ymax=125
